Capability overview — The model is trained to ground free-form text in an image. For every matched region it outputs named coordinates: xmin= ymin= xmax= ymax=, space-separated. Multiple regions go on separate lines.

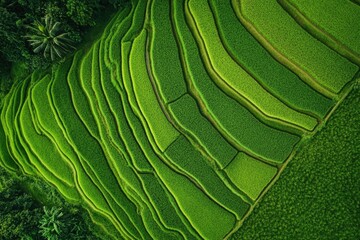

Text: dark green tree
xmin=0 ymin=6 xmax=27 ymax=63
xmin=65 ymin=0 xmax=99 ymax=26
xmin=0 ymin=177 xmax=43 ymax=239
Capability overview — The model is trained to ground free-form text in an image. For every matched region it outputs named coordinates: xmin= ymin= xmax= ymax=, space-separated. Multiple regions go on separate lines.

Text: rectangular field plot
xmin=224 ymin=152 xmax=277 ymax=201
xmin=164 ymin=135 xmax=249 ymax=218
xmin=168 ymin=94 xmax=237 ymax=169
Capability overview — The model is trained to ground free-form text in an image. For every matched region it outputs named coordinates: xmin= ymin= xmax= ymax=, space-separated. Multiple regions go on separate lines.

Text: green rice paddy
xmin=0 ymin=0 xmax=358 ymax=239
xmin=280 ymin=0 xmax=360 ymax=66
xmin=235 ymin=0 xmax=358 ymax=96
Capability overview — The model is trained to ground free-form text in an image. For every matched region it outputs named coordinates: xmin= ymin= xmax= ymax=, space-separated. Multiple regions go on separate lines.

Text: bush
xmin=0 ymin=6 xmax=28 ymax=64
xmin=65 ymin=0 xmax=99 ymax=26
xmin=0 ymin=167 xmax=101 ymax=239
xmin=0 ymin=0 xmax=128 ymax=76
xmin=0 ymin=169 xmax=43 ymax=239
xmin=39 ymin=206 xmax=96 ymax=240
xmin=106 ymin=0 xmax=126 ymax=8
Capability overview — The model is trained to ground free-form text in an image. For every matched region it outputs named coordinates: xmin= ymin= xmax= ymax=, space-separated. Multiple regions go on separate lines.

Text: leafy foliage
xmin=39 ymin=207 xmax=65 ymax=239
xmin=107 ymin=0 xmax=127 ymax=8
xmin=65 ymin=0 xmax=99 ymax=26
xmin=0 ymin=0 xmax=128 ymax=75
xmin=0 ymin=167 xmax=102 ymax=239
xmin=26 ymin=15 xmax=75 ymax=61
xmin=39 ymin=206 xmax=96 ymax=240
xmin=0 ymin=3 xmax=49 ymax=71
xmin=0 ymin=6 xmax=24 ymax=63
xmin=233 ymin=82 xmax=360 ymax=239
xmin=0 ymin=169 xmax=43 ymax=239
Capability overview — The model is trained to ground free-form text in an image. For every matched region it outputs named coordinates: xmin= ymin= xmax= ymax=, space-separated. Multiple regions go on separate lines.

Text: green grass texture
xmin=232 ymin=81 xmax=360 ymax=240
xmin=0 ymin=0 xmax=358 ymax=239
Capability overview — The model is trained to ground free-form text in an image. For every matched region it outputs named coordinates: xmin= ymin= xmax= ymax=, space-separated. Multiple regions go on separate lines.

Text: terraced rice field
xmin=0 ymin=0 xmax=358 ymax=239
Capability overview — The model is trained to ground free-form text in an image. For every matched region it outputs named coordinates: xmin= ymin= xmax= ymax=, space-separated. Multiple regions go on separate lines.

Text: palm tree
xmin=39 ymin=206 xmax=64 ymax=240
xmin=26 ymin=15 xmax=75 ymax=61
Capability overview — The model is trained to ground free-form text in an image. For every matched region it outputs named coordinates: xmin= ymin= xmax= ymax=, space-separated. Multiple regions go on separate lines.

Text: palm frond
xmin=43 ymin=43 xmax=50 ymax=59
xmin=49 ymin=22 xmax=61 ymax=36
xmin=52 ymin=44 xmax=64 ymax=58
xmin=45 ymin=15 xmax=53 ymax=33
xmin=33 ymin=40 xmax=47 ymax=53
xmin=25 ymin=15 xmax=75 ymax=61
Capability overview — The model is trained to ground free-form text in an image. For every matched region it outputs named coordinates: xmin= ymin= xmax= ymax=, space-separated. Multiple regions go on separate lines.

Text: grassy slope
xmin=129 ymin=30 xmax=179 ymax=152
xmin=1 ymin=0 xmax=358 ymax=239
xmin=209 ymin=0 xmax=334 ymax=118
xmin=224 ymin=153 xmax=277 ymax=201
xmin=187 ymin=0 xmax=318 ymax=132
xmin=168 ymin=94 xmax=237 ymax=169
xmin=284 ymin=0 xmax=360 ymax=57
xmin=173 ymin=0 xmax=300 ymax=164
xmin=232 ymin=83 xmax=360 ymax=239
xmin=150 ymin=0 xmax=187 ymax=103
xmin=236 ymin=0 xmax=358 ymax=96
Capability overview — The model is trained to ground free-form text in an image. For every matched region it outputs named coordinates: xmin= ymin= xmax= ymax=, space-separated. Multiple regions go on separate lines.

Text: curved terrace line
xmin=208 ymin=0 xmax=325 ymax=121
xmin=185 ymin=0 xmax=312 ymax=136
xmin=170 ymin=0 xmax=284 ymax=167
xmin=279 ymin=0 xmax=360 ymax=66
xmin=185 ymin=0 xmax=307 ymax=139
xmin=232 ymin=0 xmax=338 ymax=99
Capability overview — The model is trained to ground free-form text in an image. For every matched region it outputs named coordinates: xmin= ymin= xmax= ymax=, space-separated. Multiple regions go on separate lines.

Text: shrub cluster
xmin=0 ymin=0 xmax=126 ymax=74
xmin=0 ymin=168 xmax=101 ymax=239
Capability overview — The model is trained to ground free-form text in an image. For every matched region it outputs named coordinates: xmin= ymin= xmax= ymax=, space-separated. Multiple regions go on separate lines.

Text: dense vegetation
xmin=232 ymin=81 xmax=360 ymax=239
xmin=0 ymin=0 xmax=358 ymax=239
xmin=0 ymin=0 xmax=126 ymax=75
xmin=0 ymin=168 xmax=101 ymax=239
